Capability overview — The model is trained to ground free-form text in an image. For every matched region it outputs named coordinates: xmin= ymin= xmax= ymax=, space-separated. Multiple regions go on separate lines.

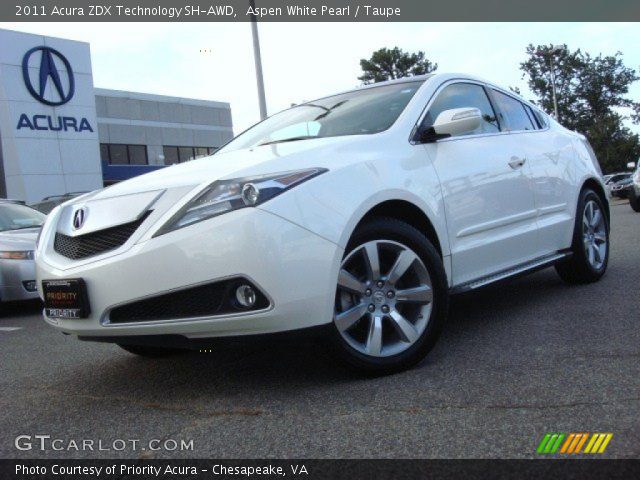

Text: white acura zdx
xmin=35 ymin=73 xmax=609 ymax=374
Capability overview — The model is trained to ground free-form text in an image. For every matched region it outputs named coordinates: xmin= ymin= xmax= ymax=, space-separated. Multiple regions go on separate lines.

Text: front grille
xmin=54 ymin=212 xmax=150 ymax=260
xmin=109 ymin=278 xmax=269 ymax=324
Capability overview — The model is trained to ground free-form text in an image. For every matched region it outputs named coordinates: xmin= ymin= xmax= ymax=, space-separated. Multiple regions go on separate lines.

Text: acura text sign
xmin=18 ymin=45 xmax=94 ymax=133
xmin=0 ymin=28 xmax=103 ymax=202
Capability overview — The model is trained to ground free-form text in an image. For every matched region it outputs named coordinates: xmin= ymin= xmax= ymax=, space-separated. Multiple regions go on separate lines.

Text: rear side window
xmin=423 ymin=83 xmax=500 ymax=136
xmin=492 ymin=90 xmax=535 ymax=132
xmin=523 ymin=104 xmax=540 ymax=129
xmin=532 ymin=109 xmax=548 ymax=129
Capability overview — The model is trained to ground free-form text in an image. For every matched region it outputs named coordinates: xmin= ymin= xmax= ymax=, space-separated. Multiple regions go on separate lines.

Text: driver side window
xmin=423 ymin=83 xmax=500 ymax=137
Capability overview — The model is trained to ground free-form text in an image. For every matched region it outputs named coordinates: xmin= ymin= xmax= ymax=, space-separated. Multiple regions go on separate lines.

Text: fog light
xmin=241 ymin=183 xmax=259 ymax=205
xmin=23 ymin=280 xmax=37 ymax=292
xmin=235 ymin=285 xmax=256 ymax=308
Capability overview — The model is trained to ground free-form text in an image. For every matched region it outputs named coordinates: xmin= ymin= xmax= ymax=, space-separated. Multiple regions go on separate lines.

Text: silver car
xmin=0 ymin=202 xmax=45 ymax=303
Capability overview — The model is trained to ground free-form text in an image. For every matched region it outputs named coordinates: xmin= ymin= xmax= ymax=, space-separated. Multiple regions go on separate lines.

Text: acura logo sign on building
xmin=0 ymin=28 xmax=104 ymax=203
xmin=17 ymin=45 xmax=92 ymax=132
xmin=22 ymin=46 xmax=75 ymax=106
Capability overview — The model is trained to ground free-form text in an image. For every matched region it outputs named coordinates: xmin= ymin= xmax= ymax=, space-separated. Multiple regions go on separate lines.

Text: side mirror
xmin=434 ymin=107 xmax=483 ymax=136
xmin=627 ymin=161 xmax=636 ymax=170
xmin=419 ymin=107 xmax=483 ymax=143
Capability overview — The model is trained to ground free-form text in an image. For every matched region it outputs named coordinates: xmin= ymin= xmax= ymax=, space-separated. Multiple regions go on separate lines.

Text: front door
xmin=420 ymin=81 xmax=538 ymax=286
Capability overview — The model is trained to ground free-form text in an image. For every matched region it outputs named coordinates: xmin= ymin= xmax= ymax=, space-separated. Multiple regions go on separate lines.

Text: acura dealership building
xmin=0 ymin=28 xmax=234 ymax=203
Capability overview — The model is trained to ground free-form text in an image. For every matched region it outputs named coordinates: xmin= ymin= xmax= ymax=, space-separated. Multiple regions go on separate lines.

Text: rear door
xmin=420 ymin=81 xmax=538 ymax=286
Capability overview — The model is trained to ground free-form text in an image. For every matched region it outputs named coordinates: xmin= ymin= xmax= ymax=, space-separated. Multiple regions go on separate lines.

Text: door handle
xmin=508 ymin=156 xmax=526 ymax=169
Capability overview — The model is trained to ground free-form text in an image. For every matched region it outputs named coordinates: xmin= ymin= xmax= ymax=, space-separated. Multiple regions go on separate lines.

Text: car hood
xmin=0 ymin=227 xmax=39 ymax=250
xmin=86 ymin=135 xmax=377 ymax=201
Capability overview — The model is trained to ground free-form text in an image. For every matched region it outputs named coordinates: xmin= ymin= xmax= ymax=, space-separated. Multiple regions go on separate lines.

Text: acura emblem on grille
xmin=72 ymin=207 xmax=88 ymax=230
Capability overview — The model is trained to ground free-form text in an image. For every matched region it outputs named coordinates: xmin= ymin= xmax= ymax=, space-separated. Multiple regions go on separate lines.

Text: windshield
xmin=220 ymin=81 xmax=425 ymax=153
xmin=0 ymin=203 xmax=46 ymax=232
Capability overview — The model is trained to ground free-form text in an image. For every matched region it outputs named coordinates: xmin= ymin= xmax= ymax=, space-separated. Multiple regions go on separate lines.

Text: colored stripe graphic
xmin=564 ymin=432 xmax=588 ymax=454
xmin=573 ymin=433 xmax=589 ymax=453
xmin=539 ymin=433 xmax=613 ymax=454
xmin=597 ymin=434 xmax=613 ymax=453
xmin=550 ymin=434 xmax=565 ymax=453
xmin=560 ymin=433 xmax=575 ymax=453
xmin=537 ymin=433 xmax=565 ymax=454
xmin=537 ymin=434 xmax=552 ymax=454
xmin=585 ymin=433 xmax=613 ymax=453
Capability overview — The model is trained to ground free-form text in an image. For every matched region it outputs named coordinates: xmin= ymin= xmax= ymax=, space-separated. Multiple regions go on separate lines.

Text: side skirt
xmin=449 ymin=251 xmax=572 ymax=295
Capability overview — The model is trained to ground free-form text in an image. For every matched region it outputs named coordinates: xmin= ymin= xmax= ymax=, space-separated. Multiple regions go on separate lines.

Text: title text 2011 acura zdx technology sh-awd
xmin=35 ymin=73 xmax=610 ymax=374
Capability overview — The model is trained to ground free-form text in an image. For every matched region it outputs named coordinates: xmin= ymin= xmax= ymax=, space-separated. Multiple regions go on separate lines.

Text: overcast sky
xmin=3 ymin=22 xmax=640 ymax=134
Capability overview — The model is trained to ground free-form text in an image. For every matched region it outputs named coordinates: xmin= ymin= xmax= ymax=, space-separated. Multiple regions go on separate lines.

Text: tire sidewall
xmin=573 ymin=190 xmax=610 ymax=277
xmin=329 ymin=217 xmax=448 ymax=374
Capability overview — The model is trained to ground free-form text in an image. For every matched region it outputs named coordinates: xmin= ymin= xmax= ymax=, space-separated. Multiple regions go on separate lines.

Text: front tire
xmin=329 ymin=217 xmax=448 ymax=375
xmin=555 ymin=189 xmax=609 ymax=284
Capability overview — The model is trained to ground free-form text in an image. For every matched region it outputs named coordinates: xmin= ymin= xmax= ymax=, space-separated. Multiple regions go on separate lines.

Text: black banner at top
xmin=3 ymin=0 xmax=640 ymax=22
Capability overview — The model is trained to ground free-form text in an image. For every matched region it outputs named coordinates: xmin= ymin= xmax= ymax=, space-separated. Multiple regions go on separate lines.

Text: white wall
xmin=0 ymin=28 xmax=103 ymax=203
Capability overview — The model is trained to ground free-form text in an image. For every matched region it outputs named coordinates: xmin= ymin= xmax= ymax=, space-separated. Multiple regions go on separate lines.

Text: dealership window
xmin=163 ymin=146 xmax=217 ymax=165
xmin=179 ymin=147 xmax=195 ymax=163
xmin=163 ymin=146 xmax=180 ymax=165
xmin=100 ymin=144 xmax=149 ymax=165
xmin=194 ymin=147 xmax=210 ymax=158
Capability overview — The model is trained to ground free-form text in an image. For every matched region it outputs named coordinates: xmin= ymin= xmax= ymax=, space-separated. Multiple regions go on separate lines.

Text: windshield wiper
xmin=8 ymin=225 xmax=42 ymax=231
xmin=314 ymin=100 xmax=348 ymax=121
xmin=257 ymin=136 xmax=316 ymax=147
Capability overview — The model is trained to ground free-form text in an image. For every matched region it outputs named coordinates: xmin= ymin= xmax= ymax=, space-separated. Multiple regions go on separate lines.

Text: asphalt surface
xmin=1 ymin=202 xmax=639 ymax=459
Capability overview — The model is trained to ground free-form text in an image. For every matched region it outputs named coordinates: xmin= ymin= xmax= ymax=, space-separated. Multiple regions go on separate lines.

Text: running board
xmin=450 ymin=251 xmax=572 ymax=294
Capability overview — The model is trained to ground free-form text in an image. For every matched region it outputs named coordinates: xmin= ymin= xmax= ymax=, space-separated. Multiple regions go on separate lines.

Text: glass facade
xmin=162 ymin=146 xmax=217 ymax=165
xmin=100 ymin=144 xmax=149 ymax=165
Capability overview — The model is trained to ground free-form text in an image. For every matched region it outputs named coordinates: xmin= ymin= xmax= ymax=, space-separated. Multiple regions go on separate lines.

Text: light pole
xmin=537 ymin=45 xmax=564 ymax=121
xmin=548 ymin=55 xmax=559 ymax=121
xmin=249 ymin=0 xmax=267 ymax=120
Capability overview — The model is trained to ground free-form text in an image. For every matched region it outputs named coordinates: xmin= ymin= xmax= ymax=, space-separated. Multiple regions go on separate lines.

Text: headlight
xmin=155 ymin=168 xmax=327 ymax=236
xmin=0 ymin=251 xmax=34 ymax=260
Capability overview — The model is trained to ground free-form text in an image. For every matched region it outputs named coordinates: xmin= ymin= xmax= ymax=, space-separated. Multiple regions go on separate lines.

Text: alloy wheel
xmin=582 ymin=200 xmax=607 ymax=270
xmin=334 ymin=240 xmax=433 ymax=357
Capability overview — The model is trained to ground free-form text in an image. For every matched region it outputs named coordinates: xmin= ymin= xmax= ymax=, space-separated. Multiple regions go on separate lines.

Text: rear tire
xmin=630 ymin=191 xmax=640 ymax=212
xmin=555 ymin=189 xmax=609 ymax=284
xmin=118 ymin=344 xmax=187 ymax=357
xmin=329 ymin=217 xmax=448 ymax=376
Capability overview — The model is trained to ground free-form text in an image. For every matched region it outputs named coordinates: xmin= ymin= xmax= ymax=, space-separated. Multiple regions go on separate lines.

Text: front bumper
xmin=0 ymin=259 xmax=39 ymax=302
xmin=36 ymin=207 xmax=342 ymax=339
xmin=611 ymin=186 xmax=631 ymax=198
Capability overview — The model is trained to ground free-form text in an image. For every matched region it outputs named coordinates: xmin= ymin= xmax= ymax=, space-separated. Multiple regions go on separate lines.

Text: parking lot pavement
xmin=1 ymin=203 xmax=639 ymax=459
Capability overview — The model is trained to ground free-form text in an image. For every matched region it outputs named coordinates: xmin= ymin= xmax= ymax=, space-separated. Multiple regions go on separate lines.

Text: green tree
xmin=519 ymin=44 xmax=640 ymax=172
xmin=358 ymin=47 xmax=437 ymax=85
